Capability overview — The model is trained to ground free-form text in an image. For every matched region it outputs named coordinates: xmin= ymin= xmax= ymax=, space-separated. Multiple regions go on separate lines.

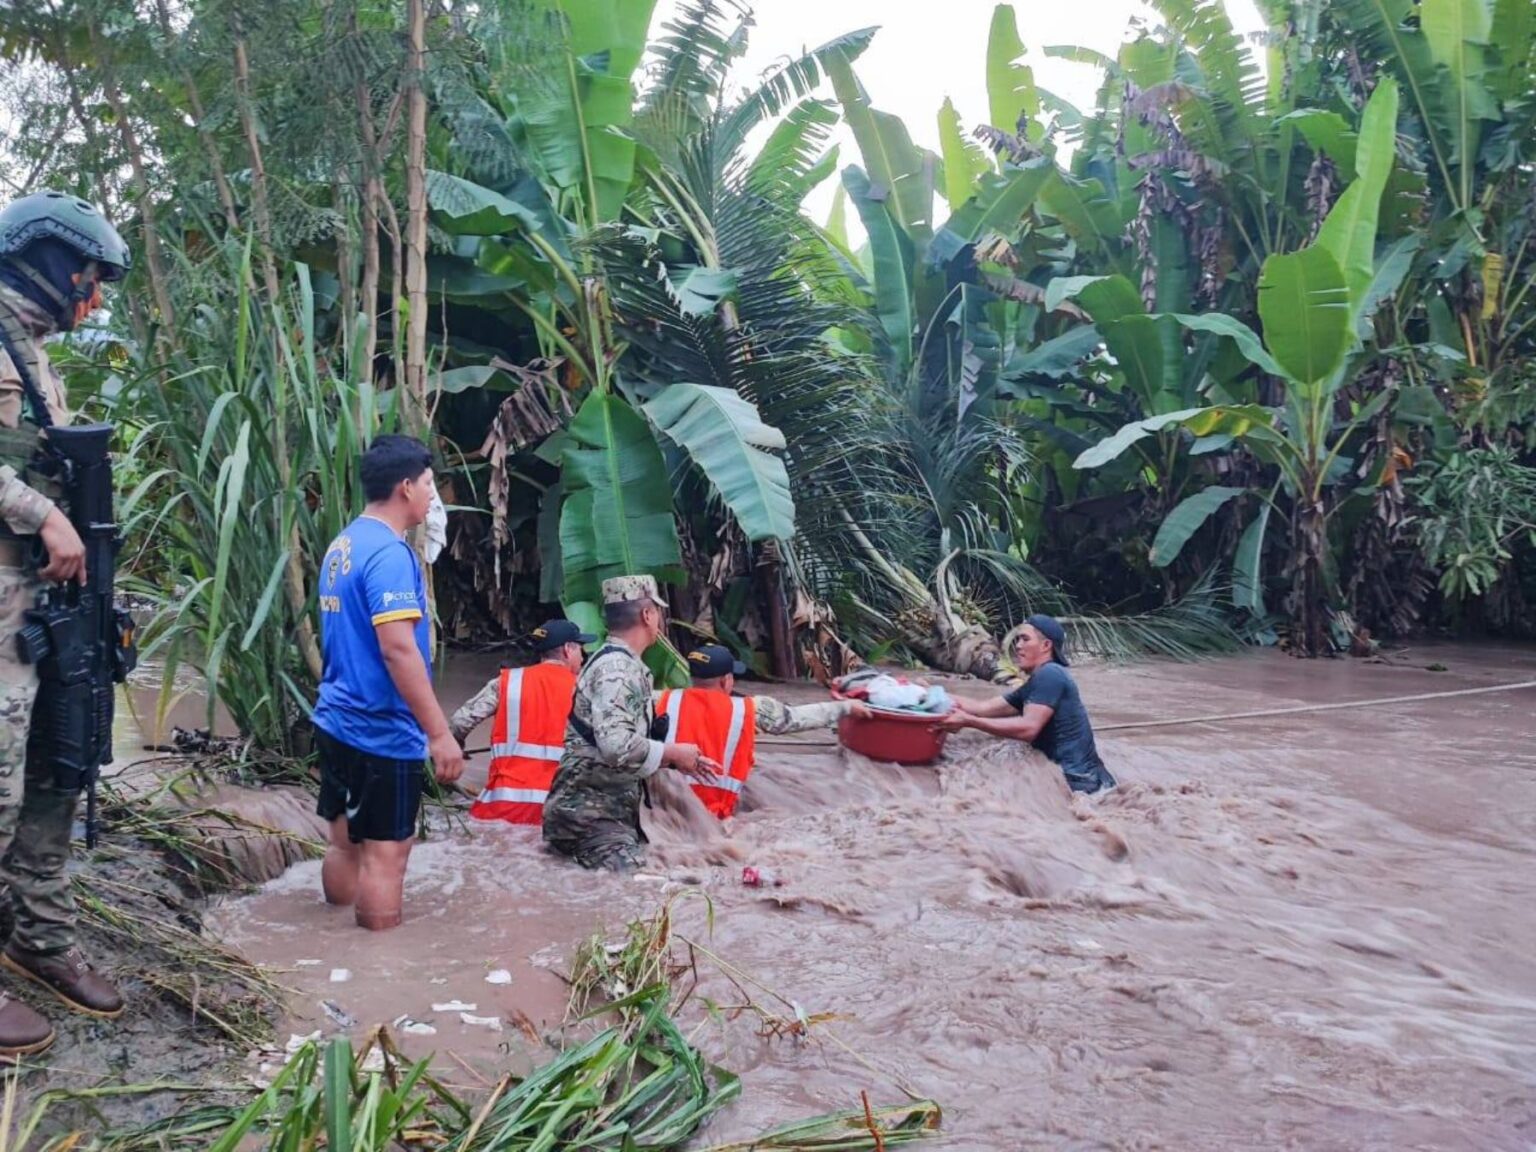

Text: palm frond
xmin=637 ymin=0 xmax=751 ymax=136
xmin=1059 ymin=576 xmax=1243 ymax=661
xmin=717 ymin=26 xmax=879 ymax=156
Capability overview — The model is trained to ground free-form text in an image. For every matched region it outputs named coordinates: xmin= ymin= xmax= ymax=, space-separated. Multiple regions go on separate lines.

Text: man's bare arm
xmin=951 ymin=695 xmax=1018 ymax=720
xmin=961 ymin=703 xmax=1054 ymax=743
xmin=377 ymin=618 xmax=464 ymax=784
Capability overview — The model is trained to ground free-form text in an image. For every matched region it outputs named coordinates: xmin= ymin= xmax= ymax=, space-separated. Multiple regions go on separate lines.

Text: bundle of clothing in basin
xmin=833 ymin=668 xmax=954 ymax=715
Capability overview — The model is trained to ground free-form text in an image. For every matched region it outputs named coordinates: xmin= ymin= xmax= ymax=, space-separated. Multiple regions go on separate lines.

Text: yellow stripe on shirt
xmin=372 ymin=608 xmax=423 ymax=626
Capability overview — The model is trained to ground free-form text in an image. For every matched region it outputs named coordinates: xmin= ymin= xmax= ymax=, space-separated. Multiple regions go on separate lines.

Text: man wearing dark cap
xmin=656 ymin=645 xmax=871 ymax=819
xmin=450 ymin=619 xmax=595 ymax=825
xmin=938 ymin=614 xmax=1115 ymax=794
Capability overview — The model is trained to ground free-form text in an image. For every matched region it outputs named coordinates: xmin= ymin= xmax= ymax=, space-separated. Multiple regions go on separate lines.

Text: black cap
xmin=685 ymin=644 xmax=747 ymax=679
xmin=1025 ymin=614 xmax=1069 ymax=666
xmin=530 ymin=619 xmax=596 ymax=654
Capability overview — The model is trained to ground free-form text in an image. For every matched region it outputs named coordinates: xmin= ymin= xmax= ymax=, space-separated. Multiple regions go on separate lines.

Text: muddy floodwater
xmin=208 ymin=642 xmax=1536 ymax=1150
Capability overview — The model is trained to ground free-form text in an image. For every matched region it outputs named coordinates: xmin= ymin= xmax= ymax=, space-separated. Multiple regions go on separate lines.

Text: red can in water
xmin=741 ymin=866 xmax=781 ymax=887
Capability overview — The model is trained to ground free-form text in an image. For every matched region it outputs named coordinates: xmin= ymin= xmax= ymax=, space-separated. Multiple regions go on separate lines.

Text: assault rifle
xmin=16 ymin=424 xmax=136 ymax=848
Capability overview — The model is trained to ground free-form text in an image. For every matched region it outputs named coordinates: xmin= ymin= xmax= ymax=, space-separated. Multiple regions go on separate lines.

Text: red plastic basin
xmin=833 ymin=691 xmax=950 ymax=765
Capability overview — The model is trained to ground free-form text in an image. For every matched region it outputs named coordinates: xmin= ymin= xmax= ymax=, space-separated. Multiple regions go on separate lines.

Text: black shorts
xmin=315 ymin=728 xmax=425 ymax=843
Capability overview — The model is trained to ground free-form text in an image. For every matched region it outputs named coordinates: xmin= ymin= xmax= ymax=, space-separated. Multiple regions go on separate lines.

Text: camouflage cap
xmin=601 ymin=574 xmax=669 ymax=608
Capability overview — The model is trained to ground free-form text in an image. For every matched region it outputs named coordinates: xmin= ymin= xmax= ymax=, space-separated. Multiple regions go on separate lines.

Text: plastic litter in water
xmin=391 ymin=1014 xmax=438 ymax=1037
xmin=432 ymin=1000 xmax=477 ymax=1013
xmin=742 ymin=866 xmax=782 ymax=887
xmin=485 ymin=969 xmax=513 ymax=985
xmin=329 ymin=968 xmax=351 ymax=983
xmin=459 ymin=1012 xmax=503 ymax=1031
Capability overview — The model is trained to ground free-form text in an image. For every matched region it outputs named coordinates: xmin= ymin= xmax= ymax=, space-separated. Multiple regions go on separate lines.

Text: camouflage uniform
xmin=749 ymin=697 xmax=848 ymax=735
xmin=0 ymin=282 xmax=80 ymax=953
xmin=542 ymin=637 xmax=662 ymax=871
xmin=449 ymin=673 xmax=503 ymax=744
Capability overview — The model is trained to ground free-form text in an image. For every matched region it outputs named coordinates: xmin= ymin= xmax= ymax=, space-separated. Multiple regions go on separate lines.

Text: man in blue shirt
xmin=938 ymin=614 xmax=1115 ymax=794
xmin=312 ymin=435 xmax=464 ymax=931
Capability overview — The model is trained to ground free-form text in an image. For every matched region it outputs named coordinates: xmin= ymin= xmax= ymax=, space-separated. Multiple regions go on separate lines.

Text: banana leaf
xmin=1315 ymin=79 xmax=1400 ymax=320
xmin=642 ymin=382 xmax=796 ymax=542
xmin=937 ymin=97 xmax=992 ymax=209
xmin=1150 ymin=486 xmax=1247 ymax=567
xmin=843 ymin=165 xmax=917 ymax=374
xmin=1256 ymin=246 xmax=1351 ymax=387
xmin=558 ymin=391 xmax=685 ymax=608
xmin=986 ymin=4 xmax=1039 ymax=138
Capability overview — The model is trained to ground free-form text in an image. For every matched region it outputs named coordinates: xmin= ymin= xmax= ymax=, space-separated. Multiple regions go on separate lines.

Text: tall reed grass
xmin=117 ymin=248 xmax=395 ymax=752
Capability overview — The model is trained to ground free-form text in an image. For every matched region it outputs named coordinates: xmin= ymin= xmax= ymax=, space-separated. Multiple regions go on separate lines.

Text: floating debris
xmin=432 ymin=1000 xmax=477 ymax=1013
xmin=329 ymin=968 xmax=351 ymax=983
xmin=459 ymin=1012 xmax=503 ymax=1031
xmin=485 ymin=968 xmax=513 ymax=985
xmin=320 ymin=1000 xmax=356 ymax=1028
xmin=391 ymin=1014 xmax=438 ymax=1037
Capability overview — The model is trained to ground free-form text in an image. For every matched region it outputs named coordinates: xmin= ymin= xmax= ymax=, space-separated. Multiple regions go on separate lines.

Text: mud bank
xmin=210 ymin=642 xmax=1536 ymax=1149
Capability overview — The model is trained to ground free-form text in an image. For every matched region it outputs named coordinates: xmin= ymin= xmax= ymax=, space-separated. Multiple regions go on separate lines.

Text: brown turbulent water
xmin=208 ymin=642 xmax=1536 ymax=1150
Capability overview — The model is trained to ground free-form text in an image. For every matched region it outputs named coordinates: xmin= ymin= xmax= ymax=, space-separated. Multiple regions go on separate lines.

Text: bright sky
xmin=652 ymin=0 xmax=1267 ymax=226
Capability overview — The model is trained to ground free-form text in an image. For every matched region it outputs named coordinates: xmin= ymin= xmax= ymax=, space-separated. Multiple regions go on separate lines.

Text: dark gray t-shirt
xmin=1004 ymin=664 xmax=1115 ymax=793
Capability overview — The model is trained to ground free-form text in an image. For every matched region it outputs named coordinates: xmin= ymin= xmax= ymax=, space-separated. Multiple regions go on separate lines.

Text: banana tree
xmin=425 ymin=0 xmax=891 ymax=677
xmin=1073 ymin=80 xmax=1405 ymax=653
xmin=1327 ymin=0 xmax=1536 ymax=432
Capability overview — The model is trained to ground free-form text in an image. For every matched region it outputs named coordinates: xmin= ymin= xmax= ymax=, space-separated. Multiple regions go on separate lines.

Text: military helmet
xmin=0 ymin=191 xmax=131 ymax=281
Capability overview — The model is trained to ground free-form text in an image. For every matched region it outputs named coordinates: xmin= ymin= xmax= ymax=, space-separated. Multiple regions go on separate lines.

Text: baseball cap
xmin=530 ymin=619 xmax=596 ymax=653
xmin=1025 ymin=614 xmax=1070 ymax=666
xmin=685 ymin=644 xmax=747 ymax=679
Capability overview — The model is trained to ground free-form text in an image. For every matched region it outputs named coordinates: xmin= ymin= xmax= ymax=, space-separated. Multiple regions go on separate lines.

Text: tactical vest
xmin=0 ymin=302 xmax=64 ymax=505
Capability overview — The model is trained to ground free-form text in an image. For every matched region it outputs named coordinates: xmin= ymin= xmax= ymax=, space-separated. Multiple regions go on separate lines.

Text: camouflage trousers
xmin=541 ymin=781 xmax=646 ymax=873
xmin=0 ymin=566 xmax=78 ymax=954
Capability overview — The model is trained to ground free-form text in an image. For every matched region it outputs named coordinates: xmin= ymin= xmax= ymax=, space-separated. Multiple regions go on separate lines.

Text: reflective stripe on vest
xmin=721 ymin=696 xmax=747 ymax=779
xmin=476 ymin=786 xmax=549 ymax=805
xmin=489 ymin=740 xmax=563 ymax=762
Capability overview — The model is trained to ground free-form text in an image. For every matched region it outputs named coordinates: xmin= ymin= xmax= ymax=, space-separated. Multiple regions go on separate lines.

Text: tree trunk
xmin=355 ymin=86 xmax=383 ymax=378
xmin=232 ymin=15 xmax=325 ymax=685
xmin=1291 ymin=498 xmax=1330 ymax=657
xmin=380 ymin=193 xmax=406 ymax=393
xmin=92 ymin=50 xmax=177 ymax=341
xmin=403 ymin=0 xmax=430 ymax=435
xmin=756 ymin=542 xmax=798 ymax=680
xmin=56 ymin=68 xmax=115 ymax=220
xmin=333 ymin=168 xmax=355 ymax=361
xmin=153 ymin=0 xmax=240 ymax=235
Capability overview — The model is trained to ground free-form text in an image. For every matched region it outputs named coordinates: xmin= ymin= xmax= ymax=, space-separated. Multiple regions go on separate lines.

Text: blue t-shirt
xmin=312 ymin=516 xmax=431 ymax=759
xmin=1004 ymin=663 xmax=1115 ymax=793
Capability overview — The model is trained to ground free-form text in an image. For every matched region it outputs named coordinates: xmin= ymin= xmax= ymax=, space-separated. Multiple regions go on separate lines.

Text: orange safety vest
xmin=471 ymin=663 xmax=576 ymax=825
xmin=657 ymin=688 xmax=756 ymax=819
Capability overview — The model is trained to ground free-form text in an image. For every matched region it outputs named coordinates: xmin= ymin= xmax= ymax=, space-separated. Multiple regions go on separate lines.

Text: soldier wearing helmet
xmin=0 ymin=191 xmax=132 ymax=1060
